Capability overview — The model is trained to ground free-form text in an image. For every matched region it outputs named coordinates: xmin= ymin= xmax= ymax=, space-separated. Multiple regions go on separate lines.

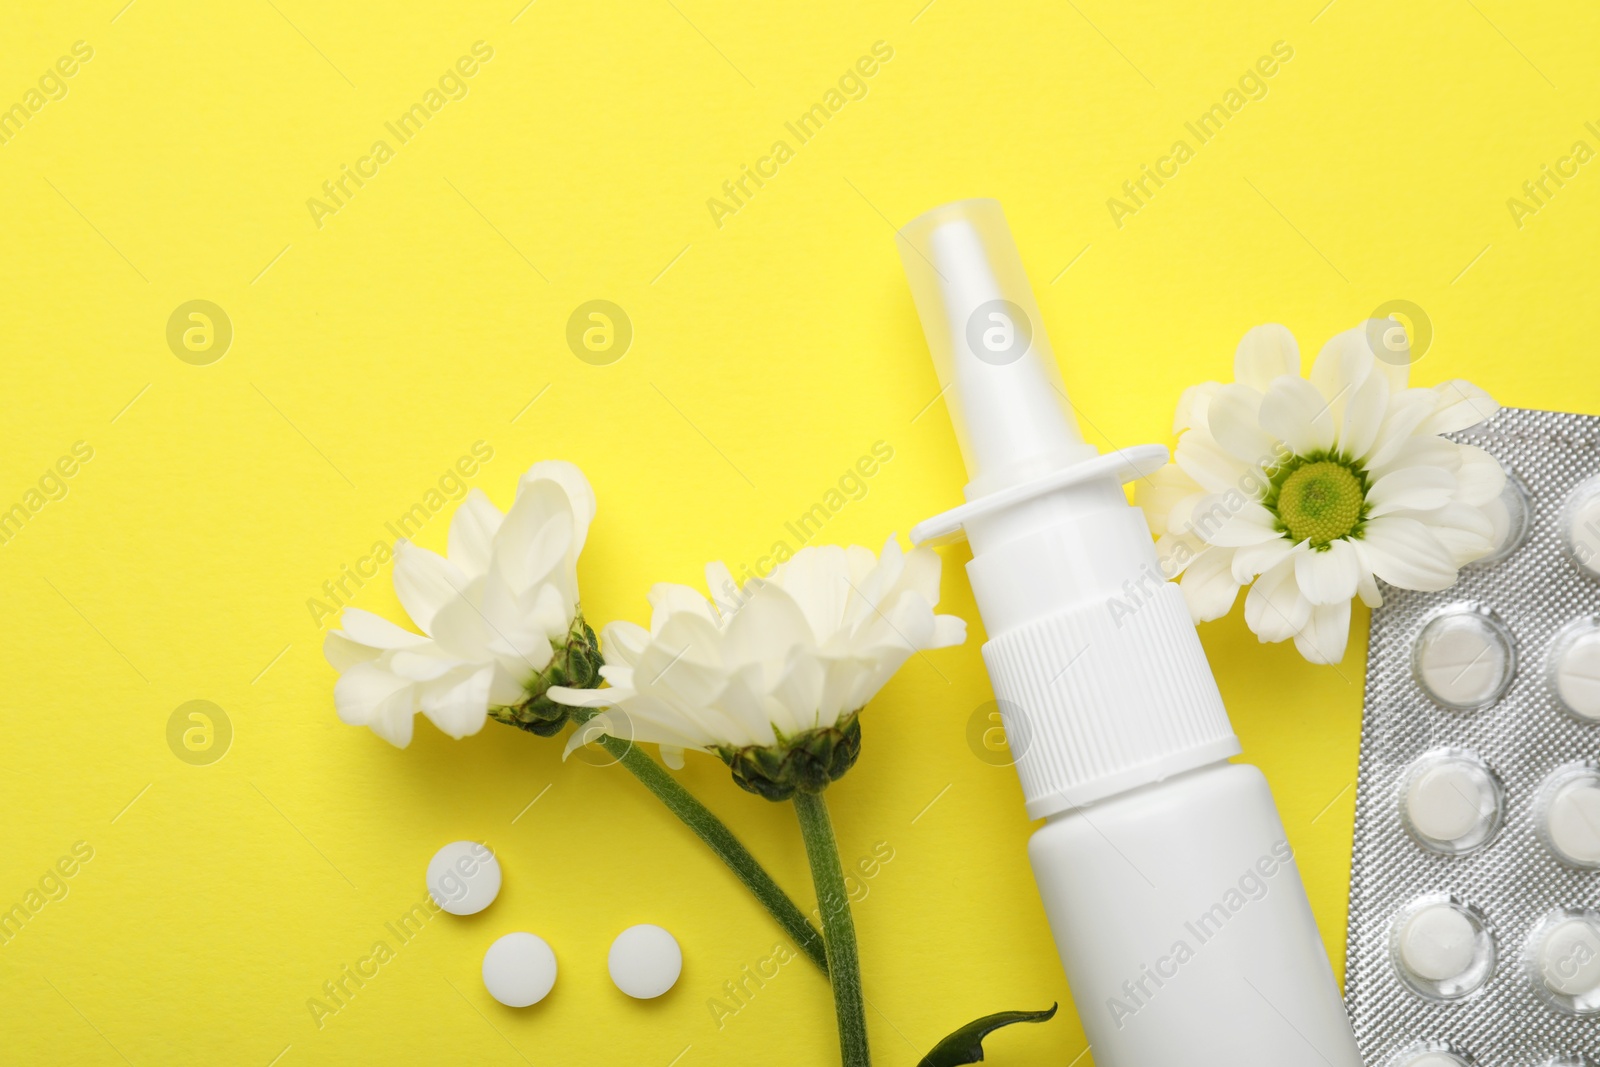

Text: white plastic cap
xmin=898 ymin=199 xmax=1097 ymax=499
xmin=900 ymin=199 xmax=1239 ymax=816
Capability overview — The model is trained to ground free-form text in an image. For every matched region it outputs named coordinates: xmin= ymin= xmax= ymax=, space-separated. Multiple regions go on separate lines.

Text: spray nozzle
xmin=897 ymin=199 xmax=1098 ymax=500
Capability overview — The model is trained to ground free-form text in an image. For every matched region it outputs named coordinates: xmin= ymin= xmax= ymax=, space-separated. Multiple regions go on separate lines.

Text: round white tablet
xmin=426 ymin=841 xmax=501 ymax=916
xmin=1404 ymin=757 xmax=1497 ymax=846
xmin=1414 ymin=610 xmax=1514 ymax=709
xmin=1536 ymin=918 xmax=1600 ymax=998
xmin=1565 ymin=482 xmax=1600 ymax=578
xmin=482 ymin=932 xmax=557 ymax=1007
xmin=1545 ymin=777 xmax=1600 ymax=866
xmin=1554 ymin=626 xmax=1600 ymax=720
xmin=1400 ymin=904 xmax=1478 ymax=982
xmin=608 ymin=924 xmax=683 ymax=999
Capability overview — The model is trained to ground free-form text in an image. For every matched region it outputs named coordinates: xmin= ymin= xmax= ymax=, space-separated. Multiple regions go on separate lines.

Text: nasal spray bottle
xmin=898 ymin=200 xmax=1363 ymax=1066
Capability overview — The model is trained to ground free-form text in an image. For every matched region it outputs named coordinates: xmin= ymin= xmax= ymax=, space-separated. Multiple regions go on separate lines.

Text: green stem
xmin=794 ymin=789 xmax=870 ymax=1067
xmin=596 ymin=732 xmax=830 ymax=975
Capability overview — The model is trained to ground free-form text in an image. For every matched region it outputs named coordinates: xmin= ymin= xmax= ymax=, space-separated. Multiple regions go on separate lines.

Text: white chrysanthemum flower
xmin=323 ymin=461 xmax=600 ymax=746
xmin=1137 ymin=322 xmax=1504 ymax=665
xmin=549 ymin=538 xmax=966 ymax=797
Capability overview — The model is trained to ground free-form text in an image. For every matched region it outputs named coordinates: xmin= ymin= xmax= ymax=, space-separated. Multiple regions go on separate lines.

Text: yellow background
xmin=4 ymin=0 xmax=1599 ymax=1063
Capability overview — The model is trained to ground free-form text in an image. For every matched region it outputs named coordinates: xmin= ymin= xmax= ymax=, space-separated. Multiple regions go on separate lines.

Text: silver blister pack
xmin=1346 ymin=406 xmax=1600 ymax=1067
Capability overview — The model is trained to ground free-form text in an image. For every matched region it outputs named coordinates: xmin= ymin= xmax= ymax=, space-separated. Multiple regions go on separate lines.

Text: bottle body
xmin=894 ymin=199 xmax=1362 ymax=1063
xmin=1028 ymin=760 xmax=1362 ymax=1067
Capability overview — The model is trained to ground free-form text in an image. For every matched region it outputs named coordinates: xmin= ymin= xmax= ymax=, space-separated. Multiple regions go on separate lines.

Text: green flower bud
xmin=490 ymin=613 xmax=603 ymax=737
xmin=718 ymin=713 xmax=863 ymax=801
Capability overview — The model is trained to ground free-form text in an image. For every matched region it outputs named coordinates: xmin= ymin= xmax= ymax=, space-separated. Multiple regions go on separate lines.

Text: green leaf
xmin=917 ymin=1004 xmax=1059 ymax=1067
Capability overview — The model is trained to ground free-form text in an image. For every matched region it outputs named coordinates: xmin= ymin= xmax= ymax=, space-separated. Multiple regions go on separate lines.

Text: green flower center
xmin=1264 ymin=454 xmax=1369 ymax=550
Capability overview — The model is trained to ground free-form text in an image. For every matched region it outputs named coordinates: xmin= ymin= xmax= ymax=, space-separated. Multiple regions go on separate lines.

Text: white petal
xmin=648 ymin=583 xmax=719 ymax=633
xmin=1355 ymin=563 xmax=1384 ymax=608
xmin=932 ymin=615 xmax=967 ymax=647
xmin=1233 ymin=324 xmax=1301 ymax=391
xmin=1174 ymin=381 xmax=1221 ymax=434
xmin=392 ymin=541 xmax=470 ymax=636
xmin=488 ymin=662 xmax=530 ymax=706
xmin=1358 ymin=516 xmax=1458 ymax=591
xmin=900 ymin=545 xmax=946 ymax=609
xmin=1292 ymin=538 xmax=1361 ymax=605
xmin=389 ymin=646 xmax=466 ymax=682
xmin=447 ymin=488 xmax=504 ymax=578
xmin=561 ymin=711 xmax=626 ymax=758
xmin=518 ymin=460 xmax=596 ymax=556
xmin=1480 ymin=495 xmax=1511 ymax=556
xmin=1179 ymin=547 xmax=1242 ymax=622
xmin=1206 ymin=383 xmax=1278 ymax=465
xmin=1243 ymin=556 xmax=1311 ymax=643
xmin=1363 ymin=389 xmax=1438 ymax=471
xmin=337 ymin=608 xmax=431 ymax=650
xmin=324 ymin=630 xmax=380 ymax=673
xmin=659 ymin=745 xmax=687 ymax=770
xmin=599 ymin=620 xmax=651 ymax=669
xmin=1422 ymin=381 xmax=1499 ymax=435
xmin=1453 ymin=444 xmax=1507 ymax=506
xmin=333 ymin=662 xmax=416 ymax=747
xmin=1166 ymin=491 xmax=1207 ymax=539
xmin=547 ymin=685 xmax=624 ymax=709
xmin=1175 ymin=431 xmax=1249 ymax=494
xmin=1154 ymin=531 xmax=1207 ymax=578
xmin=840 ymin=540 xmax=907 ymax=633
xmin=1259 ymin=376 xmax=1336 ymax=456
xmin=1311 ymin=322 xmax=1407 ymax=411
xmin=1410 ymin=502 xmax=1496 ymax=566
xmin=1135 ymin=463 xmax=1203 ymax=535
xmin=1309 ymin=326 xmax=1372 ymax=422
xmin=1366 ymin=465 xmax=1456 ymax=517
xmin=1199 ymin=500 xmax=1283 ymax=548
xmin=494 ymin=481 xmax=576 ymax=600
xmin=775 ymin=546 xmax=852 ymax=644
xmin=1231 ymin=536 xmax=1296 ymax=583
xmin=1294 ymin=599 xmax=1352 ymax=664
xmin=704 ymin=561 xmax=743 ymax=619
xmin=426 ymin=580 xmax=494 ymax=660
xmin=724 ymin=582 xmax=817 ymax=667
xmin=1337 ymin=366 xmax=1389 ymax=461
xmin=1367 ymin=433 xmax=1462 ymax=482
xmin=1364 ymin=317 xmax=1414 ymax=375
xmin=419 ymin=667 xmax=493 ymax=739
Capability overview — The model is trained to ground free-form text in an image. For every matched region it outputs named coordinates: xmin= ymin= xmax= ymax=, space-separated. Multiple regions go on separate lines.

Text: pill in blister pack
xmin=1549 ymin=618 xmax=1600 ymax=722
xmin=1399 ymin=750 xmax=1504 ymax=855
xmin=1346 ymin=407 xmax=1600 ymax=1065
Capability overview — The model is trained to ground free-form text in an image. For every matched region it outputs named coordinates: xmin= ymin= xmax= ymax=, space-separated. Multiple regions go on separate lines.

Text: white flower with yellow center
xmin=323 ymin=461 xmax=600 ymax=746
xmin=549 ymin=538 xmax=965 ymax=798
xmin=1137 ymin=321 xmax=1505 ymax=664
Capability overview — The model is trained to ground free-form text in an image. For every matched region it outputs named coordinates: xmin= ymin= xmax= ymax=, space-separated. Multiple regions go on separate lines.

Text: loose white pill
xmin=1555 ymin=627 xmax=1600 ymax=720
xmin=482 ymin=932 xmax=558 ymax=1007
xmin=426 ymin=841 xmax=501 ymax=916
xmin=1405 ymin=759 xmax=1495 ymax=845
xmin=608 ymin=924 xmax=683 ymax=999
xmin=1400 ymin=904 xmax=1478 ymax=982
xmin=1546 ymin=778 xmax=1600 ymax=866
xmin=1566 ymin=484 xmax=1600 ymax=578
xmin=1415 ymin=611 xmax=1513 ymax=709
xmin=1536 ymin=918 xmax=1600 ymax=998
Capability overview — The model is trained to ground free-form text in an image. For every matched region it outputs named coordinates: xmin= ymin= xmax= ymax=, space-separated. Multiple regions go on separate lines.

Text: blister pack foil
xmin=1346 ymin=406 xmax=1600 ymax=1067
